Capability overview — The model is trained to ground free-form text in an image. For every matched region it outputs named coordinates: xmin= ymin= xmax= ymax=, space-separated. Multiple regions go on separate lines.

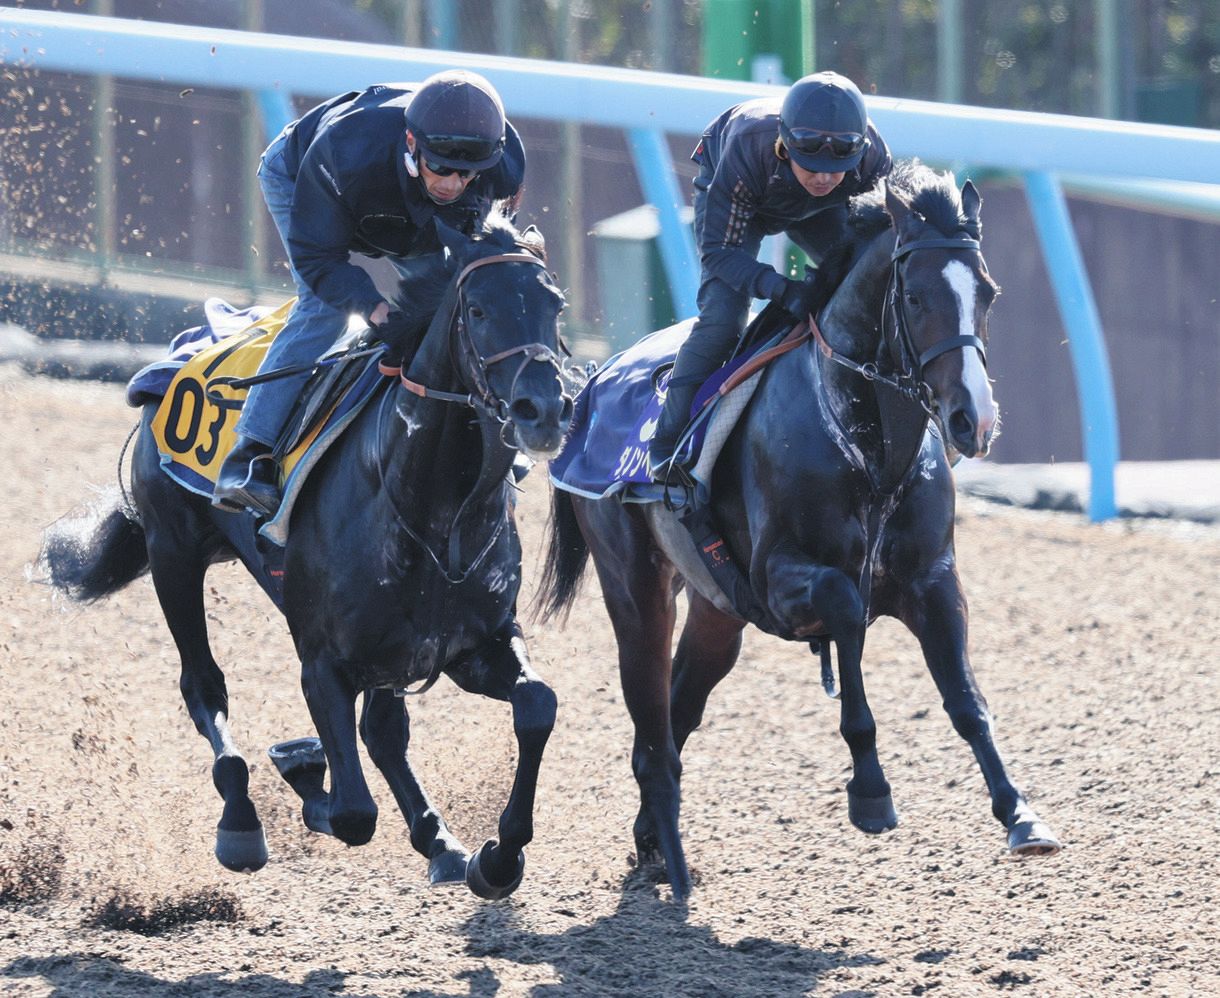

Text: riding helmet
xmin=404 ymin=70 xmax=506 ymax=171
xmin=779 ymin=71 xmax=870 ymax=173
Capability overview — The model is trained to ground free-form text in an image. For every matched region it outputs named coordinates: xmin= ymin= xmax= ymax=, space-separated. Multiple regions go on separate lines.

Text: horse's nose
xmin=947 ymin=401 xmax=996 ymax=458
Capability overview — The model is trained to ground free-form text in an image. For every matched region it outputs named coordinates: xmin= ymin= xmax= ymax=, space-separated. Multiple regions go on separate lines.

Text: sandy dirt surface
xmin=1 ymin=363 xmax=1218 ymax=997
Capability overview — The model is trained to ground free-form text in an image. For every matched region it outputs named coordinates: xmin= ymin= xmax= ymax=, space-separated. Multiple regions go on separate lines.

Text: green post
xmin=701 ymin=1 xmax=815 ymax=279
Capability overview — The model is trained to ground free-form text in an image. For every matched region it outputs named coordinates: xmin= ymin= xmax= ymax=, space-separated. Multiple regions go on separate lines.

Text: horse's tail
xmin=37 ymin=490 xmax=149 ymax=603
xmin=535 ymin=486 xmax=589 ymax=624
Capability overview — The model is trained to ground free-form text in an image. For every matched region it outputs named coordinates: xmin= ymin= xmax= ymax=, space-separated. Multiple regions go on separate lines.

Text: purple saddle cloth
xmin=549 ymin=319 xmax=768 ymax=501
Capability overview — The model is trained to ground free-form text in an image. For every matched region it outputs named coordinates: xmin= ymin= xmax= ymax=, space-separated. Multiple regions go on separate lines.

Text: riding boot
xmin=212 ymin=435 xmax=281 ymax=517
xmin=648 ymin=376 xmax=700 ymax=481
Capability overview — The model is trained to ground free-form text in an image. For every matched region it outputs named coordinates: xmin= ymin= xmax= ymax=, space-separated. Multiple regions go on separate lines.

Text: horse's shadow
xmin=460 ymin=872 xmax=883 ymax=996
xmin=0 ymin=955 xmax=353 ymax=997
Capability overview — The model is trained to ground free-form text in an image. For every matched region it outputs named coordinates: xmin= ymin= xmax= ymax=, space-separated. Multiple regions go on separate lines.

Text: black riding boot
xmin=212 ymin=435 xmax=281 ymax=517
xmin=648 ymin=376 xmax=700 ymax=481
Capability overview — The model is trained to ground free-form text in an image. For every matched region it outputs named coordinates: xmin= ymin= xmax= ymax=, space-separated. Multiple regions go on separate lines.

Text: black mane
xmin=848 ymin=159 xmax=979 ymax=242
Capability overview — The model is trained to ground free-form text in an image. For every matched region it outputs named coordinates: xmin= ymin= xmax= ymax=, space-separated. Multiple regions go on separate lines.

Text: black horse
xmin=541 ymin=162 xmax=1060 ymax=900
xmin=41 ymin=212 xmax=573 ymax=899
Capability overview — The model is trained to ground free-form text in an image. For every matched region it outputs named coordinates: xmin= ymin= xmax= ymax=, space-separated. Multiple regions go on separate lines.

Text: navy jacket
xmin=692 ymin=97 xmax=891 ymax=302
xmin=276 ymin=83 xmax=526 ymax=319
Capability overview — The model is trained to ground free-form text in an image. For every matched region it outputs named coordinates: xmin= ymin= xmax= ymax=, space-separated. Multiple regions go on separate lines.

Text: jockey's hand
xmin=778 ymin=278 xmax=819 ymax=321
xmin=374 ymin=309 xmax=417 ymax=359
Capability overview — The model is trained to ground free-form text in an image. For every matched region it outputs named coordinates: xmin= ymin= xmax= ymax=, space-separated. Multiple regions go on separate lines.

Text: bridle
xmin=384 ymin=247 xmax=568 ymax=428
xmin=811 ymin=233 xmax=988 ymax=417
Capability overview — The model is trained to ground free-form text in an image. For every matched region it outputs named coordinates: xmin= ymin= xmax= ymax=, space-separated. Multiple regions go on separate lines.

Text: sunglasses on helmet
xmin=784 ymin=127 xmax=867 ymax=160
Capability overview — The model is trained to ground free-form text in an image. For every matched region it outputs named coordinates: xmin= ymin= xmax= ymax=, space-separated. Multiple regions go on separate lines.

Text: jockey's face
xmin=408 ymin=133 xmax=479 ymax=205
xmin=788 ymin=158 xmax=847 ymax=198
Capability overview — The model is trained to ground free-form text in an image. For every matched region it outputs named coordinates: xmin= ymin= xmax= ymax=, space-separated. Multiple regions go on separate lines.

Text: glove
xmin=373 ymin=309 xmax=421 ymax=360
xmin=778 ymin=278 xmax=818 ymax=321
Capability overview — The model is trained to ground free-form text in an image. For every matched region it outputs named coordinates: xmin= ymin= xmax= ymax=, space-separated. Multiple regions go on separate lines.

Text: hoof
xmin=465 ymin=839 xmax=525 ymax=901
xmin=848 ymin=792 xmax=899 ymax=834
xmin=268 ymin=738 xmax=326 ymax=799
xmin=1007 ymin=819 xmax=1062 ymax=856
xmin=215 ymin=824 xmax=268 ymax=873
xmin=428 ymin=848 xmax=471 ymax=886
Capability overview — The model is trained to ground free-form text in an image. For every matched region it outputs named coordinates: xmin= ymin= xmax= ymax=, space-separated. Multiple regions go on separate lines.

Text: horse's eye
xmin=468 ymin=305 xmax=485 ymax=320
xmin=904 ymin=292 xmax=921 ymax=308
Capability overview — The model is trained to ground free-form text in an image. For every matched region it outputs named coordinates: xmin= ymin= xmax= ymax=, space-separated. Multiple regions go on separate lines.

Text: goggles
xmin=420 ymin=133 xmax=504 ymax=164
xmin=784 ymin=127 xmax=866 ymax=160
xmin=423 ymin=158 xmax=478 ymax=179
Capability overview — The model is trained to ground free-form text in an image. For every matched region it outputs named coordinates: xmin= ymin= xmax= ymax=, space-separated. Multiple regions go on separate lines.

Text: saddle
xmin=132 ymin=298 xmax=389 ymax=545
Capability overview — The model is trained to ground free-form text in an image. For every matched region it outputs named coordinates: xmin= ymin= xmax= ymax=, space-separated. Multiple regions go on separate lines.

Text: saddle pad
xmin=549 ymin=317 xmax=769 ymax=503
xmin=145 ymin=300 xmax=387 ymax=546
xmin=126 ymin=298 xmax=285 ymax=407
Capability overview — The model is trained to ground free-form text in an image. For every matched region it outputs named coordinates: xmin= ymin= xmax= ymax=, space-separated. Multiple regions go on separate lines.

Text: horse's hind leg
xmin=669 ymin=591 xmax=746 ymax=752
xmin=628 ymin=591 xmax=745 ymax=869
xmin=902 ymin=566 xmax=1060 ymax=855
xmin=446 ymin=619 xmax=557 ymax=901
xmin=359 ymin=689 xmax=470 ymax=885
xmin=142 ymin=522 xmax=267 ymax=872
xmin=578 ymin=501 xmax=691 ymax=898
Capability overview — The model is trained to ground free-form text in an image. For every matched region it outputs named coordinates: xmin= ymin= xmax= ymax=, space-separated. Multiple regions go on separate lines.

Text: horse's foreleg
xmin=446 ymin=620 xmax=556 ymax=900
xmin=903 ymin=565 xmax=1061 ymax=855
xmin=358 ymin=689 xmax=469 ymax=884
xmin=145 ymin=529 xmax=267 ymax=873
xmin=296 ymin=656 xmax=378 ymax=846
xmin=767 ymin=554 xmax=897 ymax=834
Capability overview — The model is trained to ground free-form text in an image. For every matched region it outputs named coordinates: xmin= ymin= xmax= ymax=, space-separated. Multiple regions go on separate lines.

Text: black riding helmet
xmin=404 ymin=70 xmax=506 ymax=172
xmin=779 ymin=71 xmax=870 ymax=173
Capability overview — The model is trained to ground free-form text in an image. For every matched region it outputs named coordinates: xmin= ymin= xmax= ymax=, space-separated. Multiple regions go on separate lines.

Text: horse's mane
xmin=477 ymin=202 xmax=522 ymax=249
xmin=847 ymin=159 xmax=980 ymax=242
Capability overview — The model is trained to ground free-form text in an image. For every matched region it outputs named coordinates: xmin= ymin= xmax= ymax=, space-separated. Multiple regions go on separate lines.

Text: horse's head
xmin=436 ymin=215 xmax=574 ymax=459
xmin=884 ymin=177 xmax=1000 ymax=458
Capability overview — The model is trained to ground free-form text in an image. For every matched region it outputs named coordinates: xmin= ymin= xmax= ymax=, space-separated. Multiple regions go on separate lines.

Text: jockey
xmin=213 ymin=70 xmax=525 ymax=516
xmin=648 ymin=70 xmax=892 ymax=479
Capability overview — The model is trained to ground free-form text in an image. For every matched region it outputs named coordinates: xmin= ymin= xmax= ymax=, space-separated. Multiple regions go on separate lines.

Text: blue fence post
xmin=256 ymin=88 xmax=296 ymax=143
xmin=626 ymin=128 xmax=700 ymax=319
xmin=1023 ymin=170 xmax=1120 ymax=521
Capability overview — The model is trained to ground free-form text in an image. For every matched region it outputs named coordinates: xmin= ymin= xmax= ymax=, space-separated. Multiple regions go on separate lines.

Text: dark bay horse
xmin=541 ymin=162 xmax=1060 ymax=900
xmin=41 ymin=212 xmax=573 ymax=899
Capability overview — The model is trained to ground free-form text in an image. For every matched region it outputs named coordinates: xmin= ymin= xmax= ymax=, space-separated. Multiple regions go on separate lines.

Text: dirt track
xmin=2 ymin=363 xmax=1218 ymax=997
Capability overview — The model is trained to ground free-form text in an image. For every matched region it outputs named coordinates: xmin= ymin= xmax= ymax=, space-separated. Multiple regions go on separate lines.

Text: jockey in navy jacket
xmin=279 ymin=83 xmax=525 ymax=322
xmin=212 ymin=71 xmax=524 ymax=518
xmin=692 ymin=99 xmax=890 ymax=304
xmin=648 ymin=71 xmax=892 ymax=479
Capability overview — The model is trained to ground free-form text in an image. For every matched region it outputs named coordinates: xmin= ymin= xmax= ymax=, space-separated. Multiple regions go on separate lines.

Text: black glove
xmin=373 ymin=308 xmax=420 ymax=360
xmin=778 ymin=277 xmax=818 ymax=322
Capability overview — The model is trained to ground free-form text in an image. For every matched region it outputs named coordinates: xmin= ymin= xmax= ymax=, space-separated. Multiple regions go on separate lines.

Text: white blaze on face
xmin=942 ymin=260 xmax=997 ymax=443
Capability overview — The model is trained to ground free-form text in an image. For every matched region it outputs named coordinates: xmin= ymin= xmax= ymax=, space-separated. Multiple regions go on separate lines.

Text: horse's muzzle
xmin=510 ymin=392 xmax=574 ymax=459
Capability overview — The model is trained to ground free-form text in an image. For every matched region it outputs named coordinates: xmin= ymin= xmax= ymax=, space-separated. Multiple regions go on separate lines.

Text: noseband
xmin=392 ymin=248 xmax=566 ymax=425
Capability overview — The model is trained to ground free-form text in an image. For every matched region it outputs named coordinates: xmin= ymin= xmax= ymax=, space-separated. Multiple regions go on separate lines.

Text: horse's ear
xmin=961 ymin=180 xmax=982 ymax=223
xmin=884 ymin=182 xmax=919 ymax=236
xmin=434 ymin=217 xmax=473 ymax=264
xmin=519 ymin=224 xmax=547 ymax=263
